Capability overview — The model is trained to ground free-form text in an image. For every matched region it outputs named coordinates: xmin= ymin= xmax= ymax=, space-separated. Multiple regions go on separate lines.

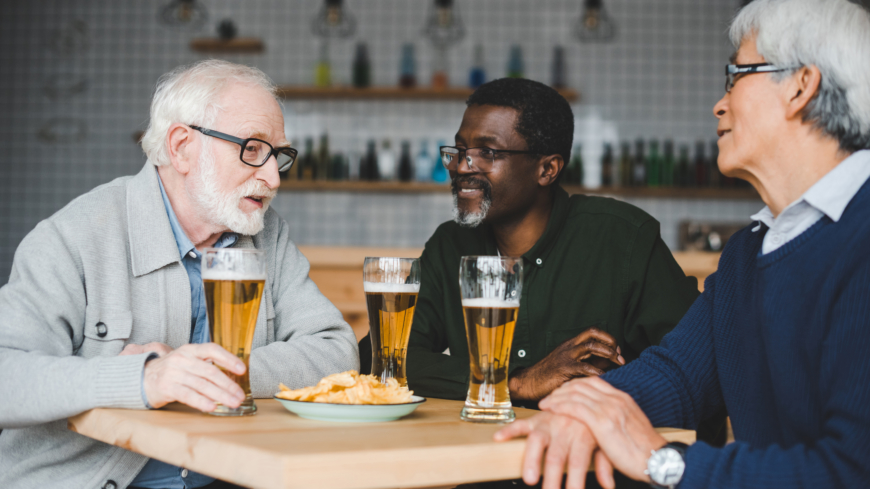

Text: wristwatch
xmin=645 ymin=442 xmax=687 ymax=489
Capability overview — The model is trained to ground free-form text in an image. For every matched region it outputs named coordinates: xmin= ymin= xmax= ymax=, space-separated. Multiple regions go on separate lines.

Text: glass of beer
xmin=363 ymin=257 xmax=421 ymax=387
xmin=459 ymin=256 xmax=522 ymax=423
xmin=202 ymin=248 xmax=266 ymax=416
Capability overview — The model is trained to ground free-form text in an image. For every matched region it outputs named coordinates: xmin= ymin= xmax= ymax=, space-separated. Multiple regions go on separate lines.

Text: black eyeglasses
xmin=725 ymin=63 xmax=798 ymax=93
xmin=440 ymin=146 xmax=540 ymax=173
xmin=189 ymin=125 xmax=297 ymax=172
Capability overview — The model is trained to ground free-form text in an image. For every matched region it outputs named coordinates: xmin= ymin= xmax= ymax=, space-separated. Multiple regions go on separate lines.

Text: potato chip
xmin=276 ymin=370 xmax=414 ymax=404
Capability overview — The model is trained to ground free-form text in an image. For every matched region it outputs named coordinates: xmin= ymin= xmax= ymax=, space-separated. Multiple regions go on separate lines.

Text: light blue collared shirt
xmin=751 ymin=150 xmax=870 ymax=254
xmin=131 ymin=174 xmax=238 ymax=489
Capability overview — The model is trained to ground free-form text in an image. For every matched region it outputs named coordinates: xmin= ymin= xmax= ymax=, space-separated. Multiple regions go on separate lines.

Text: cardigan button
xmin=102 ymin=481 xmax=117 ymax=489
xmin=96 ymin=322 xmax=108 ymax=338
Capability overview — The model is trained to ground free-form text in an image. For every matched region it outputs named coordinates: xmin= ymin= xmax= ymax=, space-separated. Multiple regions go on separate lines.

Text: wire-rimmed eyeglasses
xmin=190 ymin=125 xmax=297 ymax=172
xmin=440 ymin=146 xmax=541 ymax=173
xmin=725 ymin=63 xmax=798 ymax=93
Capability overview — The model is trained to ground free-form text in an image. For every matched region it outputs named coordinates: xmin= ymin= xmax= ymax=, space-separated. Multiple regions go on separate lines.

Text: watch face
xmin=648 ymin=447 xmax=685 ymax=486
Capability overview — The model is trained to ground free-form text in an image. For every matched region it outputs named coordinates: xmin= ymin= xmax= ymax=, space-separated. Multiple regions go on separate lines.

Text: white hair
xmin=452 ymin=192 xmax=491 ymax=228
xmin=730 ymin=0 xmax=870 ymax=152
xmin=141 ymin=59 xmax=278 ymax=167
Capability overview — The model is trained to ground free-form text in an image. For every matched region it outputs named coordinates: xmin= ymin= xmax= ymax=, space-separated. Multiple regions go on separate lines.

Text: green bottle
xmin=646 ymin=140 xmax=661 ymax=187
xmin=298 ymin=138 xmax=315 ymax=180
xmin=661 ymin=140 xmax=675 ymax=187
xmin=676 ymin=144 xmax=690 ymax=187
xmin=567 ymin=144 xmax=584 ymax=185
xmin=316 ymin=133 xmax=330 ymax=181
xmin=618 ymin=141 xmax=632 ymax=187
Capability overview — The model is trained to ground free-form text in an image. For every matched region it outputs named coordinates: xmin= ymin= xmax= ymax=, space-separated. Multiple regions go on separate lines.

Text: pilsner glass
xmin=202 ymin=248 xmax=266 ymax=416
xmin=363 ymin=257 xmax=421 ymax=387
xmin=459 ymin=256 xmax=523 ymax=423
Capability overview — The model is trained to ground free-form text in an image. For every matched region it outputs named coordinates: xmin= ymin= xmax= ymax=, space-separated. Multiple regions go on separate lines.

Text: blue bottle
xmin=431 ymin=140 xmax=449 ymax=183
xmin=415 ymin=140 xmax=431 ymax=182
xmin=469 ymin=44 xmax=486 ymax=89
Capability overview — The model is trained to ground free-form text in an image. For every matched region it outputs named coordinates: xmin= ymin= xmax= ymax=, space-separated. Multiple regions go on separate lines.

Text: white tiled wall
xmin=0 ymin=0 xmax=761 ymax=284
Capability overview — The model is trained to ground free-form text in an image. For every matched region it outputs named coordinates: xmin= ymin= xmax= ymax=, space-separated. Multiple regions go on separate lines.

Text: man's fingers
xmin=182 ymin=343 xmax=246 ymax=375
xmin=494 ymin=419 xmax=531 ymax=441
xmin=572 ymin=362 xmax=606 ymax=378
xmin=522 ymin=428 xmax=549 ymax=486
xmin=542 ymin=429 xmax=570 ymax=489
xmin=141 ymin=342 xmax=173 ymax=356
xmin=594 ymin=450 xmax=615 ymax=489
xmin=178 ymin=355 xmax=246 ymax=399
xmin=564 ymin=434 xmax=594 ymax=489
xmin=574 ymin=328 xmax=618 ymax=349
xmin=173 ymin=384 xmax=219 ymax=413
xmin=575 ymin=340 xmax=622 ymax=365
xmin=119 ymin=344 xmax=143 ymax=356
xmin=183 ymin=372 xmax=244 ymax=408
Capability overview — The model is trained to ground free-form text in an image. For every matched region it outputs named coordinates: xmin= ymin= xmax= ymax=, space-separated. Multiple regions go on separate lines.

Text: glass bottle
xmin=566 ymin=144 xmax=583 ymax=185
xmin=352 ymin=42 xmax=371 ymax=88
xmin=618 ymin=141 xmax=632 ymax=187
xmin=708 ymin=140 xmax=721 ymax=188
xmin=676 ymin=144 xmax=690 ymax=188
xmin=398 ymin=141 xmax=414 ymax=182
xmin=600 ymin=142 xmax=614 ymax=187
xmin=415 ymin=140 xmax=431 ymax=182
xmin=316 ymin=133 xmax=330 ymax=181
xmin=330 ymin=153 xmax=347 ymax=181
xmin=432 ymin=48 xmax=449 ymax=89
xmin=399 ymin=43 xmax=417 ymax=88
xmin=314 ymin=41 xmax=332 ymax=88
xmin=360 ymin=139 xmax=379 ymax=181
xmin=646 ymin=140 xmax=661 ymax=187
xmin=431 ymin=139 xmax=449 ymax=183
xmin=378 ymin=139 xmax=396 ymax=180
xmin=551 ymin=46 xmax=566 ymax=89
xmin=661 ymin=139 xmax=675 ymax=187
xmin=469 ymin=44 xmax=486 ymax=89
xmin=299 ymin=137 xmax=315 ymax=181
xmin=693 ymin=140 xmax=706 ymax=188
xmin=507 ymin=45 xmax=524 ymax=78
xmin=632 ymin=139 xmax=646 ymax=187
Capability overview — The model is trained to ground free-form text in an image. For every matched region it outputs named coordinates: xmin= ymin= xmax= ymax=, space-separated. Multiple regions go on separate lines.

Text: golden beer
xmin=365 ymin=283 xmax=419 ymax=386
xmin=202 ymin=248 xmax=266 ymax=417
xmin=461 ymin=299 xmax=519 ymax=422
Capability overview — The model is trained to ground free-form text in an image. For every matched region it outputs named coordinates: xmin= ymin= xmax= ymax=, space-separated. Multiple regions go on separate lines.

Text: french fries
xmin=276 ymin=370 xmax=414 ymax=405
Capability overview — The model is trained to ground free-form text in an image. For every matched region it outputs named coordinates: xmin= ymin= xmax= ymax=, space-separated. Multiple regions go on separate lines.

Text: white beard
xmin=452 ymin=192 xmax=491 ymax=228
xmin=188 ymin=142 xmax=276 ymax=236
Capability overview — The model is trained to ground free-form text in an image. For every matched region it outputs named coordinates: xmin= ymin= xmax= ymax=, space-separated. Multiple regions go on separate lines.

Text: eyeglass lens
xmin=440 ymin=148 xmax=494 ymax=172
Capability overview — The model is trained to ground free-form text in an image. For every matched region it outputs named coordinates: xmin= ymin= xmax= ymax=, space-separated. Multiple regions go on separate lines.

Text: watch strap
xmin=648 ymin=442 xmax=688 ymax=489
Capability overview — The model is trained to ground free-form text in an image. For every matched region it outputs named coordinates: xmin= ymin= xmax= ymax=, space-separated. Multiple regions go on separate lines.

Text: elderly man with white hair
xmin=496 ymin=1 xmax=870 ymax=488
xmin=0 ymin=60 xmax=358 ymax=488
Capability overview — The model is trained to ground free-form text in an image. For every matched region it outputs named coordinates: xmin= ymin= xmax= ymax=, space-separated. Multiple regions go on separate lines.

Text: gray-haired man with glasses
xmin=0 ymin=60 xmax=358 ymax=489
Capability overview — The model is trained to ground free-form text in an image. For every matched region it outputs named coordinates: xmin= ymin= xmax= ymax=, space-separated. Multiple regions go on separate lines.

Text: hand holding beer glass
xmin=364 ymin=257 xmax=421 ymax=387
xmin=460 ymin=256 xmax=522 ymax=423
xmin=202 ymin=248 xmax=266 ymax=416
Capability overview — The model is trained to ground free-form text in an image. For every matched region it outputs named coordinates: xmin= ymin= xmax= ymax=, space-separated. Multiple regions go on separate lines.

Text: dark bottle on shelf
xmin=693 ymin=140 xmax=706 ymax=187
xmin=298 ymin=137 xmax=315 ymax=181
xmin=632 ymin=139 xmax=646 ymax=187
xmin=352 ymin=42 xmax=371 ymax=88
xmin=601 ymin=143 xmax=614 ymax=187
xmin=647 ymin=140 xmax=661 ymax=187
xmin=708 ymin=140 xmax=721 ymax=188
xmin=507 ymin=45 xmax=524 ymax=79
xmin=359 ymin=139 xmax=380 ymax=181
xmin=469 ymin=44 xmax=486 ymax=89
xmin=399 ymin=43 xmax=417 ymax=88
xmin=551 ymin=46 xmax=566 ymax=89
xmin=566 ymin=143 xmax=583 ymax=185
xmin=618 ymin=141 xmax=632 ymax=187
xmin=330 ymin=153 xmax=347 ymax=181
xmin=316 ymin=133 xmax=330 ymax=181
xmin=676 ymin=144 xmax=690 ymax=187
xmin=397 ymin=141 xmax=414 ymax=182
xmin=661 ymin=140 xmax=675 ymax=187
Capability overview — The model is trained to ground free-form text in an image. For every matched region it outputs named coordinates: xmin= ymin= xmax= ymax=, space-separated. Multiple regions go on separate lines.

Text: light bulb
xmin=575 ymin=0 xmax=615 ymax=43
xmin=312 ymin=0 xmax=356 ymax=39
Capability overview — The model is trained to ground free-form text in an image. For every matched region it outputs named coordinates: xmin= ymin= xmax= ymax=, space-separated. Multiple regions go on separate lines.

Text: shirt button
xmin=771 ymin=234 xmax=782 ymax=244
xmin=188 ymin=251 xmax=197 ymax=259
xmin=518 ymin=350 xmax=526 ymax=358
xmin=181 ymin=469 xmax=189 ymax=478
xmin=535 ymin=258 xmax=542 ymax=265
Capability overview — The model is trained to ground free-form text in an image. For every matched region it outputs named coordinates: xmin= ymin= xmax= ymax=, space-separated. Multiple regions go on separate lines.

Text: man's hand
xmin=120 ymin=342 xmax=173 ymax=357
xmin=509 ymin=328 xmax=625 ymax=401
xmin=143 ymin=343 xmax=246 ymax=412
xmin=493 ymin=412 xmax=617 ymax=489
xmin=539 ymin=376 xmax=666 ymax=482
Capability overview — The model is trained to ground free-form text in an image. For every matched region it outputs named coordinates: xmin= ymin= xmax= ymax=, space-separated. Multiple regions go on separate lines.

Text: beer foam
xmin=201 ymin=270 xmax=266 ymax=281
xmin=461 ymin=298 xmax=520 ymax=308
xmin=363 ymin=282 xmax=421 ymax=293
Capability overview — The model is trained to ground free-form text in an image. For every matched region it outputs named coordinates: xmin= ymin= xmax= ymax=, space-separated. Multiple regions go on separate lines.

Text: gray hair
xmin=141 ymin=60 xmax=277 ymax=167
xmin=730 ymin=0 xmax=870 ymax=152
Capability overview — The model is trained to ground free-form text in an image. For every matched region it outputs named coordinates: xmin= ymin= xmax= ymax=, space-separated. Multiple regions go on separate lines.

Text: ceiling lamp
xmin=574 ymin=0 xmax=615 ymax=43
xmin=423 ymin=0 xmax=465 ymax=49
xmin=312 ymin=0 xmax=356 ymax=39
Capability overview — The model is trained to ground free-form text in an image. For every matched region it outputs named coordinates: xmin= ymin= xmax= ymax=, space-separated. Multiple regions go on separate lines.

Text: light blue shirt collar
xmin=156 ymin=174 xmax=238 ymax=256
xmin=751 ymin=149 xmax=870 ymax=231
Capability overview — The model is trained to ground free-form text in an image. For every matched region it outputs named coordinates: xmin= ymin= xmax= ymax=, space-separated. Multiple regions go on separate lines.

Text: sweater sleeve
xmin=621 ymin=219 xmax=700 ymax=358
xmin=603 ymin=270 xmax=723 ymax=430
xmin=248 ymin=217 xmax=359 ymax=396
xmin=406 ymin=238 xmax=470 ymax=400
xmin=673 ymin=256 xmax=870 ymax=488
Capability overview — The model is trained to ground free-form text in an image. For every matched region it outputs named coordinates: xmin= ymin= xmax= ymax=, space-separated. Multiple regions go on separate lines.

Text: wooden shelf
xmin=276 ymin=85 xmax=580 ymax=102
xmin=190 ymin=37 xmax=264 ymax=54
xmin=278 ymin=180 xmax=759 ymax=200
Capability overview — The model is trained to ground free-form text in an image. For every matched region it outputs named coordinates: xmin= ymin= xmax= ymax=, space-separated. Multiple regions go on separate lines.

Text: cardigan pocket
xmin=76 ymin=306 xmax=134 ymax=358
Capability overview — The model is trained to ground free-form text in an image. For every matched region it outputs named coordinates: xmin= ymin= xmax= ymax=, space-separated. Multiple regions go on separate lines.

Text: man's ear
xmin=538 ymin=155 xmax=564 ymax=187
xmin=166 ymin=123 xmax=197 ymax=175
xmin=785 ymin=65 xmax=822 ymax=120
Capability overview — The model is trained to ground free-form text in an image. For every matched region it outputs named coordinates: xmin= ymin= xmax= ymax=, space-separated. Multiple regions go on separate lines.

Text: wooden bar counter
xmin=68 ymin=398 xmax=694 ymax=489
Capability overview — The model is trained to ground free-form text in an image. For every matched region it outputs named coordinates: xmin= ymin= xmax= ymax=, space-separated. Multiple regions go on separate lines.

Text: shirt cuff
xmin=140 ymin=352 xmax=159 ymax=409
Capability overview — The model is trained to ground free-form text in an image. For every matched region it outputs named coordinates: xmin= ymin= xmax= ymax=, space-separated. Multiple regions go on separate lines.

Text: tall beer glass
xmin=459 ymin=256 xmax=522 ymax=423
xmin=202 ymin=248 xmax=266 ymax=416
xmin=363 ymin=257 xmax=420 ymax=387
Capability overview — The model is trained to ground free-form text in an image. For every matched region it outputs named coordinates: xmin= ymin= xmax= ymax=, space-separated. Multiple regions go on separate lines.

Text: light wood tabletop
xmin=68 ymin=398 xmax=694 ymax=489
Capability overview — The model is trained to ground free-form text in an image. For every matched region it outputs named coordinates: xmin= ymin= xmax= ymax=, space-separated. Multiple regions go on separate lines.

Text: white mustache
xmin=235 ymin=178 xmax=277 ymax=203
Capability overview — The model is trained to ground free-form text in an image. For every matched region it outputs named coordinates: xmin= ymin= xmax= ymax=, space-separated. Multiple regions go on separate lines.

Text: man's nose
xmin=256 ymin=154 xmax=281 ymax=189
xmin=713 ymin=94 xmax=729 ymax=119
xmin=456 ymin=155 xmax=478 ymax=174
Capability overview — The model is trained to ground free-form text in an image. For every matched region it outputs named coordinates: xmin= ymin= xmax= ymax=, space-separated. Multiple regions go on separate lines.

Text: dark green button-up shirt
xmin=406 ymin=186 xmax=700 ymax=401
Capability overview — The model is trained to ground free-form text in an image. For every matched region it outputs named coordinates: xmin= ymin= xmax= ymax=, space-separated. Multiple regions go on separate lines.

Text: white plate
xmin=273 ymin=396 xmax=427 ymax=422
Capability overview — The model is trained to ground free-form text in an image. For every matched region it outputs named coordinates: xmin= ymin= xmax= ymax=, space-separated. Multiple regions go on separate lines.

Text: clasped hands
xmin=495 ymin=376 xmax=667 ymax=489
xmin=119 ymin=342 xmax=246 ymax=412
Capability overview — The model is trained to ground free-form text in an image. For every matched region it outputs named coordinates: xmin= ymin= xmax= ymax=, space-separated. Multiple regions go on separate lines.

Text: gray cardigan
xmin=0 ymin=163 xmax=359 ymax=488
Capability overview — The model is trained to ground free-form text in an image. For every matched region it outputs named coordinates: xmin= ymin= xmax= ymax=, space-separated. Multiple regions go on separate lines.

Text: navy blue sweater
xmin=604 ymin=181 xmax=870 ymax=487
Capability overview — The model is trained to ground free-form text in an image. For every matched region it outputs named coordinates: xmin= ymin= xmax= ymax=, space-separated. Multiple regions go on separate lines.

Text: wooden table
xmin=68 ymin=398 xmax=694 ymax=489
